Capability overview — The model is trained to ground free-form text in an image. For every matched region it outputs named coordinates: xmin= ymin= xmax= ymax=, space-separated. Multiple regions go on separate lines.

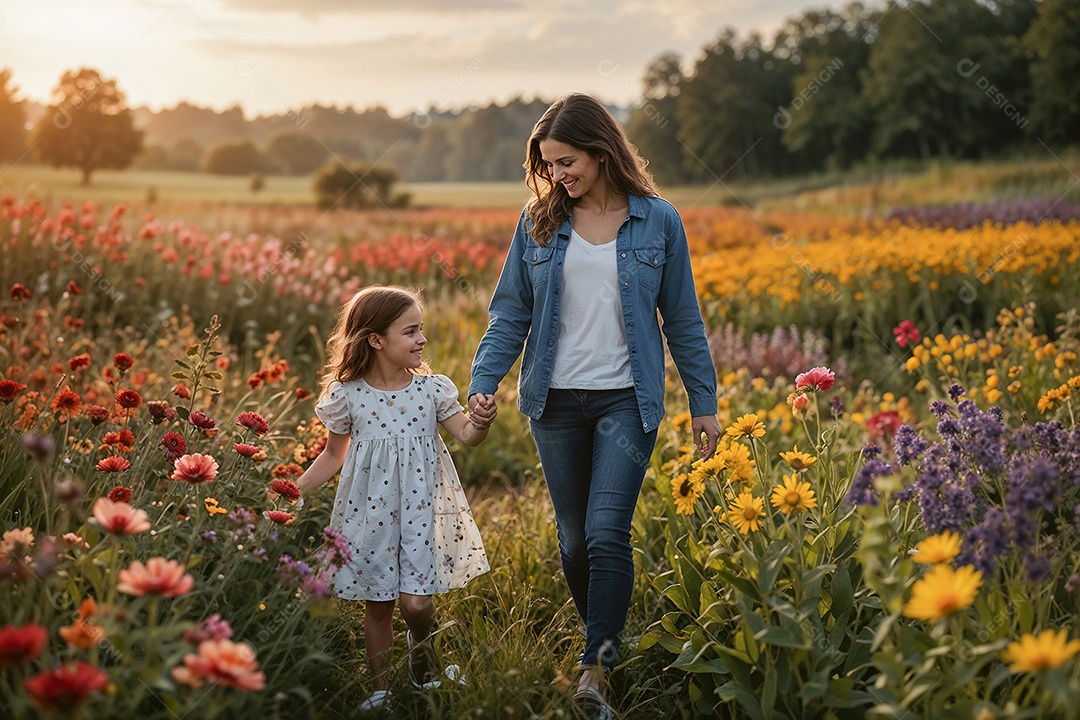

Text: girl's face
xmin=538 ymin=138 xmax=604 ymax=200
xmin=371 ymin=304 xmax=426 ymax=369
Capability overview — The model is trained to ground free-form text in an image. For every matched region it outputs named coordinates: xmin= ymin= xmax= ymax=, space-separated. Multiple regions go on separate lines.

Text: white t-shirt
xmin=549 ymin=229 xmax=634 ymax=389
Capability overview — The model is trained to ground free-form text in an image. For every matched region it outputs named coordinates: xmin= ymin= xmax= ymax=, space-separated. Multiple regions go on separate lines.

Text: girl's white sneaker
xmin=358 ymin=689 xmax=391 ymax=711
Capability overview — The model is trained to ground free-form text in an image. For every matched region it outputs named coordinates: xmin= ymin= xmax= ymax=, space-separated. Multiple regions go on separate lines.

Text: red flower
xmin=107 ymin=485 xmax=132 ymax=503
xmin=188 ymin=411 xmax=216 ymax=430
xmin=146 ymin=401 xmax=174 ymax=423
xmin=892 ymin=320 xmax=921 ymax=349
xmin=160 ymin=431 xmax=187 ymax=462
xmin=295 ymin=387 xmax=312 ymax=401
xmin=272 ymin=463 xmax=303 ymax=479
xmin=264 ymin=510 xmax=295 ymax=526
xmin=68 ymin=353 xmax=92 ymax=372
xmin=67 ymin=281 xmax=82 ymax=295
xmin=86 ymin=405 xmax=110 ymax=424
xmin=101 ymin=429 xmax=136 ymax=453
xmin=172 ymin=383 xmax=191 ymax=400
xmin=867 ymin=411 xmax=903 ymax=440
xmin=25 ymin=661 xmax=109 ymax=713
xmin=96 ymin=456 xmax=131 ymax=473
xmin=267 ymin=479 xmax=301 ymax=502
xmin=51 ymin=388 xmax=83 ymax=422
xmin=0 ymin=379 xmax=28 ymax=403
xmin=794 ymin=366 xmax=836 ymax=392
xmin=113 ymin=353 xmax=134 ymax=371
xmin=0 ymin=623 xmax=47 ymax=667
xmin=170 ymin=453 xmax=219 ymax=484
xmin=10 ymin=284 xmax=31 ymax=301
xmin=115 ymin=388 xmax=142 ymax=410
xmin=236 ymin=411 xmax=269 ymax=436
xmin=247 ymin=373 xmax=264 ymax=390
xmin=233 ymin=443 xmax=260 ymax=458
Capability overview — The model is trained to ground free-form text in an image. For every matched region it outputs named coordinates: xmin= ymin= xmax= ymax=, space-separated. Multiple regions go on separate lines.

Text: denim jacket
xmin=468 ymin=194 xmax=717 ymax=432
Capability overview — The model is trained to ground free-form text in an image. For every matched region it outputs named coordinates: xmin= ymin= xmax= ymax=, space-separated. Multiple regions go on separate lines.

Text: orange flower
xmin=68 ymin=353 xmax=92 ymax=372
xmin=59 ymin=599 xmax=106 ymax=650
xmin=51 ymin=388 xmax=82 ymax=422
xmin=172 ymin=383 xmax=191 ymax=400
xmin=171 ymin=639 xmax=265 ymax=690
xmin=92 ymin=497 xmax=151 ymax=535
xmin=170 ymin=453 xmax=219 ymax=484
xmin=117 ymin=557 xmax=194 ymax=598
xmin=95 ymin=456 xmax=131 ymax=473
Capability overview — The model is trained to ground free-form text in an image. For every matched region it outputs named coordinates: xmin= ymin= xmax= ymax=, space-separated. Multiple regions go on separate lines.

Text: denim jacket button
xmin=621 ymin=252 xmax=626 ymax=258
xmin=623 ymin=282 xmax=629 ymax=287
xmin=547 ymin=341 xmax=553 ymax=347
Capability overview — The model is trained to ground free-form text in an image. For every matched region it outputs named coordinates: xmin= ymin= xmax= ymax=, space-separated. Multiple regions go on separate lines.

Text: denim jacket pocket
xmin=524 ymin=245 xmax=555 ymax=289
xmin=632 ymin=246 xmax=667 ymax=291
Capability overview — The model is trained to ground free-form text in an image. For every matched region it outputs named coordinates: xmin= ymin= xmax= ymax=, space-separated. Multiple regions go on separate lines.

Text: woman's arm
xmin=296 ymin=431 xmax=351 ymax=494
xmin=468 ymin=211 xmax=534 ymax=400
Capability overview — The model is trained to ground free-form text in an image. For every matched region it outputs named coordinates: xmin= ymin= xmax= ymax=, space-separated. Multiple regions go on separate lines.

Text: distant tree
xmin=133 ymin=144 xmax=171 ymax=170
xmin=264 ymin=131 xmax=329 ymax=175
xmin=0 ymin=69 xmax=26 ymax=163
xmin=249 ymin=172 xmax=265 ymax=193
xmin=406 ymin=123 xmax=453 ymax=182
xmin=626 ymin=53 xmax=691 ymax=185
xmin=1026 ymin=0 xmax=1080 ymax=145
xmin=32 ymin=68 xmax=143 ymax=185
xmin=202 ymin=139 xmax=263 ymax=175
xmin=170 ymin=137 xmax=203 ymax=172
xmin=313 ymin=160 xmax=409 ymax=209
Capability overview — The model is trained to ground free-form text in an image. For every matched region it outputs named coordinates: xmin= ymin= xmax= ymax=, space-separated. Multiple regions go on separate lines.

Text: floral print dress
xmin=314 ymin=374 xmax=489 ymax=601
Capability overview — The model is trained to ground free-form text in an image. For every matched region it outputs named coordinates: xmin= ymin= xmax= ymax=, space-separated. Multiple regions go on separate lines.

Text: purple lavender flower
xmin=948 ymin=384 xmax=965 ymax=401
xmin=200 ymin=530 xmax=218 ymax=545
xmin=893 ymin=424 xmax=929 ymax=466
xmin=829 ymin=396 xmax=846 ymax=417
xmin=845 ymin=457 xmax=894 ymax=506
xmin=957 ymin=508 xmax=1010 ymax=575
xmin=930 ymin=401 xmax=951 ymax=420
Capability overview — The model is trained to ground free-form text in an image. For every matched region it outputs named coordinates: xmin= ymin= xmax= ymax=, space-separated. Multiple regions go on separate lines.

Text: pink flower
xmin=117 ymin=557 xmax=194 ymax=597
xmin=893 ymin=320 xmax=921 ymax=349
xmin=92 ymin=497 xmax=151 ymax=535
xmin=171 ymin=639 xmax=265 ymax=691
xmin=263 ymin=510 xmax=295 ymax=526
xmin=267 ymin=479 xmax=301 ymax=503
xmin=236 ymin=411 xmax=269 ymax=436
xmin=95 ymin=456 xmax=131 ymax=473
xmin=170 ymin=453 xmax=219 ymax=484
xmin=794 ymin=366 xmax=835 ymax=392
xmin=188 ymin=411 xmax=216 ymax=430
xmin=233 ymin=443 xmax=260 ymax=458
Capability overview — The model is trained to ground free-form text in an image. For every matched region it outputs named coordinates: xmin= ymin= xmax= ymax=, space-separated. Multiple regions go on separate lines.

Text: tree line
xmin=0 ymin=0 xmax=1075 ymax=187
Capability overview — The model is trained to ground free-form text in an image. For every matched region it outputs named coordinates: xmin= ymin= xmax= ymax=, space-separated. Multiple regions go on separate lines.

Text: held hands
xmin=692 ymin=414 xmax=722 ymax=460
xmin=467 ymin=393 xmax=498 ymax=431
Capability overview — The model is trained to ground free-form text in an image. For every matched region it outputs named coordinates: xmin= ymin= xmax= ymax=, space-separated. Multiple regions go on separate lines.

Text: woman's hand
xmin=692 ymin=414 xmax=722 ymax=460
xmin=468 ymin=393 xmax=497 ymax=430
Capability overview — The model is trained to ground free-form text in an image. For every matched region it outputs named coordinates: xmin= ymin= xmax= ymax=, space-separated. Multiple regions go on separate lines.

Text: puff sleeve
xmin=431 ymin=374 xmax=465 ymax=423
xmin=314 ymin=381 xmax=352 ymax=434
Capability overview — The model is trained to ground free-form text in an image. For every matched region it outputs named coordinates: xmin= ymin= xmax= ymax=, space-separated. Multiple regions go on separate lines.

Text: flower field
xmin=2 ymin=191 xmax=1079 ymax=718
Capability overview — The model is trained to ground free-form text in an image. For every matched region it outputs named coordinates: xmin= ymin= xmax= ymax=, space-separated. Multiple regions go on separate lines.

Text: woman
xmin=468 ymin=92 xmax=719 ymax=717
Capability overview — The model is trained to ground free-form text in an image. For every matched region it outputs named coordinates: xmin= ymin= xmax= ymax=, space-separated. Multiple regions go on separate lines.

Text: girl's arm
xmin=296 ymin=431 xmax=351 ymax=494
xmin=439 ymin=411 xmax=490 ymax=448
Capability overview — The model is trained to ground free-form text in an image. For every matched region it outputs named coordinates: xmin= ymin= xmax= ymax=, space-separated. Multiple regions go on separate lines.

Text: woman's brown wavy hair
xmin=318 ymin=285 xmax=428 ymax=400
xmin=524 ymin=92 xmax=658 ymax=246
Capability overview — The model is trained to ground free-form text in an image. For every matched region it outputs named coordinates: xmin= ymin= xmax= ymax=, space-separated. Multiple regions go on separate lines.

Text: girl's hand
xmin=468 ymin=393 xmax=497 ymax=429
xmin=692 ymin=414 xmax=721 ymax=459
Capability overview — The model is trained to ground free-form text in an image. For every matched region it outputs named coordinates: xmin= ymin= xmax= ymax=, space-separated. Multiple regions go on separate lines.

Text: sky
xmin=0 ymin=0 xmax=847 ymax=119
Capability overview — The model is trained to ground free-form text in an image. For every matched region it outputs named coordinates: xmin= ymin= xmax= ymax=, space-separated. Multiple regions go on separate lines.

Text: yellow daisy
xmin=779 ymin=445 xmax=817 ymax=471
xmin=689 ymin=453 xmax=726 ymax=485
xmin=726 ymin=492 xmax=764 ymax=534
xmin=1002 ymin=629 xmax=1080 ymax=673
xmin=671 ymin=473 xmax=705 ymax=516
xmin=725 ymin=413 xmax=765 ymax=440
xmin=770 ymin=474 xmax=818 ymax=514
xmin=719 ymin=443 xmax=755 ymax=485
xmin=910 ymin=531 xmax=962 ymax=565
xmin=902 ymin=565 xmax=982 ymax=622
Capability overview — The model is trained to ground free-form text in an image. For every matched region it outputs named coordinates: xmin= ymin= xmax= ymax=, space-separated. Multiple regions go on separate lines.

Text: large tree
xmin=33 ymin=68 xmax=143 ymax=185
xmin=264 ymin=131 xmax=329 ymax=175
xmin=625 ymin=53 xmax=691 ymax=185
xmin=1025 ymin=0 xmax=1080 ymax=145
xmin=0 ymin=69 xmax=26 ymax=163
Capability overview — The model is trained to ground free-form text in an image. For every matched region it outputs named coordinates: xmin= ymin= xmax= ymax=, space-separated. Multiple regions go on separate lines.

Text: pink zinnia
xmin=892 ymin=320 xmax=921 ymax=349
xmin=794 ymin=366 xmax=835 ymax=392
xmin=92 ymin=497 xmax=151 ymax=535
xmin=267 ymin=479 xmax=301 ymax=503
xmin=233 ymin=443 xmax=260 ymax=458
xmin=188 ymin=411 xmax=216 ymax=430
xmin=236 ymin=411 xmax=269 ymax=436
xmin=171 ymin=639 xmax=265 ymax=691
xmin=117 ymin=557 xmax=194 ymax=597
xmin=263 ymin=510 xmax=295 ymax=526
xmin=170 ymin=453 xmax=219 ymax=484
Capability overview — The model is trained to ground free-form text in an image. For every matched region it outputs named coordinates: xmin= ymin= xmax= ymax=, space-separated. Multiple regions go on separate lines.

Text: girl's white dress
xmin=314 ymin=374 xmax=489 ymax=600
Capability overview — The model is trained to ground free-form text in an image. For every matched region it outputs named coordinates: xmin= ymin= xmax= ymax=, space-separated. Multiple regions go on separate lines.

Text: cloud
xmin=215 ymin=0 xmax=522 ymax=14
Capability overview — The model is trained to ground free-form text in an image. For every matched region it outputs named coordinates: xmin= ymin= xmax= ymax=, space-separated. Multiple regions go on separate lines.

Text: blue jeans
xmin=530 ymin=387 xmax=658 ymax=669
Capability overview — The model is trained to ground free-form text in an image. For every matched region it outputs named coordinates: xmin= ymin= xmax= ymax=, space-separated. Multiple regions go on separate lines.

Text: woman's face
xmin=538 ymin=138 xmax=604 ymax=200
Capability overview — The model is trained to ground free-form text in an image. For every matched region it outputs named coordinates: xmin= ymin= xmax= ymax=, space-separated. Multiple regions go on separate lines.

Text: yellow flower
xmin=670 ymin=411 xmax=693 ymax=432
xmin=717 ymin=443 xmax=755 ymax=485
xmin=726 ymin=492 xmax=764 ymax=534
xmin=770 ymin=474 xmax=817 ymax=514
xmin=910 ymin=531 xmax=962 ymax=564
xmin=902 ymin=565 xmax=982 ymax=622
xmin=204 ymin=497 xmax=228 ymax=516
xmin=779 ymin=445 xmax=817 ymax=471
xmin=1002 ymin=629 xmax=1080 ymax=673
xmin=725 ymin=413 xmax=765 ymax=440
xmin=671 ymin=473 xmax=705 ymax=516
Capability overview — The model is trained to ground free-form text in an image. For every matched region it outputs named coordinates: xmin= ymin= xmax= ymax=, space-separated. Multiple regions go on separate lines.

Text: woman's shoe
xmin=571 ymin=685 xmax=614 ymax=720
xmin=358 ymin=689 xmax=391 ymax=711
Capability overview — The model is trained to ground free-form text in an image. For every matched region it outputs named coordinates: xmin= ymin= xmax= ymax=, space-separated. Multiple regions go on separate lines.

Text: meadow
xmin=1 ymin=160 xmax=1079 ymax=719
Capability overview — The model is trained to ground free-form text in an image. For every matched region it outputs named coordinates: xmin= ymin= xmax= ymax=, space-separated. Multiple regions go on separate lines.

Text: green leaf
xmin=662 ymin=583 xmax=693 ymax=615
xmin=716 ymin=681 xmax=765 ymax=720
xmin=759 ymin=539 xmax=791 ymax=594
xmin=174 ymin=360 xmax=190 ymax=370
xmin=186 ymin=345 xmax=200 ymax=357
xmin=830 ymin=564 xmax=854 ymax=618
xmin=760 ymin=666 xmax=777 ymax=717
xmin=171 ymin=371 xmax=187 ymax=379
xmin=175 ymin=406 xmax=190 ymax=421
xmin=755 ymin=624 xmax=810 ymax=650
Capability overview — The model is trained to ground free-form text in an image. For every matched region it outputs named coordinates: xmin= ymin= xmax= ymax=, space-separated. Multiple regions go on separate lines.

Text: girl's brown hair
xmin=524 ymin=92 xmax=659 ymax=246
xmin=319 ymin=286 xmax=427 ymax=398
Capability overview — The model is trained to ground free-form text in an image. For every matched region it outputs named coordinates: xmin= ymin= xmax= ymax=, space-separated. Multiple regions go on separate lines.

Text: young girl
xmin=296 ymin=285 xmax=494 ymax=710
